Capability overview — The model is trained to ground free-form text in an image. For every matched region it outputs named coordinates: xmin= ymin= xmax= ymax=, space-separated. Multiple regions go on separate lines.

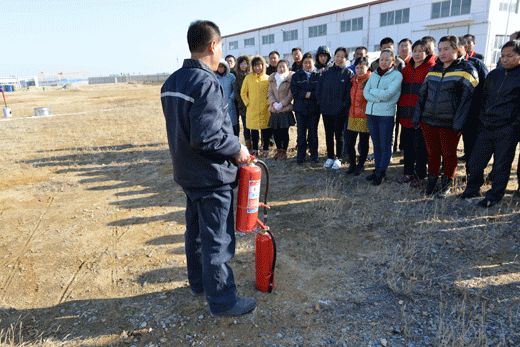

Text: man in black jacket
xmin=291 ymin=47 xmax=303 ymax=72
xmin=266 ymin=51 xmax=280 ymax=75
xmin=463 ymin=34 xmax=484 ymax=60
xmin=161 ymin=20 xmax=254 ymax=316
xmin=460 ymin=40 xmax=520 ymax=207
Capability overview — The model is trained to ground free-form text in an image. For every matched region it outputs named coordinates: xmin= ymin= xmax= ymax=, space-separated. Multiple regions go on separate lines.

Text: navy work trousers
xmin=183 ymin=188 xmax=238 ymax=314
xmin=466 ymin=125 xmax=519 ymax=202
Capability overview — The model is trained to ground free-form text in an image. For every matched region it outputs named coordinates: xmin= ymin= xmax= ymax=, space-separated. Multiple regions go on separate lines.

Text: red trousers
xmin=421 ymin=123 xmax=461 ymax=178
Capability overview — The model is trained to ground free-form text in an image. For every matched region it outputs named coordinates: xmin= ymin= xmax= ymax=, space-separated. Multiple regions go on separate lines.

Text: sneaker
xmin=398 ymin=175 xmax=412 ymax=184
xmin=331 ymin=159 xmax=341 ymax=170
xmin=323 ymin=158 xmax=334 ymax=168
xmin=211 ymin=297 xmax=257 ymax=317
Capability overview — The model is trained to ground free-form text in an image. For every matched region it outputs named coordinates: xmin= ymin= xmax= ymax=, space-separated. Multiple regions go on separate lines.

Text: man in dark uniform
xmin=460 ymin=40 xmax=520 ymax=207
xmin=161 ymin=20 xmax=255 ymax=316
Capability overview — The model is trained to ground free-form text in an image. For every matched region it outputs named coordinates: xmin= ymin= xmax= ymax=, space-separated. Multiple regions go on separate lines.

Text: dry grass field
xmin=0 ymin=83 xmax=519 ymax=347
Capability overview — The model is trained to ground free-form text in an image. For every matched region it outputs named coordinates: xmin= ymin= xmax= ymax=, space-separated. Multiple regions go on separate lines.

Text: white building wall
xmin=223 ymin=0 xmax=519 ymax=67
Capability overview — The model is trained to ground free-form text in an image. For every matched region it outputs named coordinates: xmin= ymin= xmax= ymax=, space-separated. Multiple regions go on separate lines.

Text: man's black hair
xmin=398 ymin=38 xmax=412 ymax=46
xmin=463 ymin=34 xmax=476 ymax=43
xmin=292 ymin=47 xmax=303 ymax=53
xmin=457 ymin=36 xmax=468 ymax=47
xmin=187 ymin=20 xmax=221 ymax=53
xmin=269 ymin=51 xmax=280 ymax=58
xmin=225 ymin=54 xmax=235 ymax=61
xmin=355 ymin=46 xmax=368 ymax=54
xmin=380 ymin=37 xmax=394 ymax=47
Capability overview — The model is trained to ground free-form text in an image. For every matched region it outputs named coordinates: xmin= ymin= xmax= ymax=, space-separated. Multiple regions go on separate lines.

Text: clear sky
xmin=2 ymin=0 xmax=368 ymax=77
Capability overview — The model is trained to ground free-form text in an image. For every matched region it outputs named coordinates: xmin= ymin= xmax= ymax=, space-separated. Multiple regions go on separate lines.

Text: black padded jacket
xmin=413 ymin=57 xmax=478 ymax=133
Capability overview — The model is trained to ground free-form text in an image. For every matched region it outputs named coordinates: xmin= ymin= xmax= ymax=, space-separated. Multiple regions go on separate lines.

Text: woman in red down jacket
xmin=396 ymin=39 xmax=436 ymax=187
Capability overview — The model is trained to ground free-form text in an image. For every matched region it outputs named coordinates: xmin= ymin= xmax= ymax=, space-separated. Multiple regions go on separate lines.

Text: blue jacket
xmin=290 ymin=68 xmax=320 ymax=116
xmin=161 ymin=59 xmax=241 ymax=190
xmin=316 ymin=64 xmax=354 ymax=115
xmin=215 ymin=59 xmax=238 ymax=126
xmin=364 ymin=67 xmax=403 ymax=117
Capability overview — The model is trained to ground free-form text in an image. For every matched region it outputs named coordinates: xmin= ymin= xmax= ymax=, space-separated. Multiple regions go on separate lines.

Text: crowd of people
xmin=215 ymin=31 xmax=520 ymax=208
xmin=163 ymin=20 xmax=518 ymax=319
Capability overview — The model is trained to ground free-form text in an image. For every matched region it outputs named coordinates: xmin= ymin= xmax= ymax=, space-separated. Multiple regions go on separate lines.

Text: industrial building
xmin=0 ymin=76 xmax=39 ymax=91
xmin=222 ymin=0 xmax=519 ymax=67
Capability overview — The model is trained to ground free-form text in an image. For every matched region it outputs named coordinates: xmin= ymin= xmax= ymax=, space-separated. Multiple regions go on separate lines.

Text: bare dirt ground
xmin=0 ymin=83 xmax=519 ymax=347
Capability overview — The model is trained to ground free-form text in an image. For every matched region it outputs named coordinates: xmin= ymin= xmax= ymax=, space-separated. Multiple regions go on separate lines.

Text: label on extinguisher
xmin=247 ymin=179 xmax=261 ymax=213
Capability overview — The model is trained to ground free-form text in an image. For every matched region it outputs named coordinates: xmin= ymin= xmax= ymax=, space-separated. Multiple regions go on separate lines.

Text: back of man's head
xmin=187 ymin=20 xmax=221 ymax=53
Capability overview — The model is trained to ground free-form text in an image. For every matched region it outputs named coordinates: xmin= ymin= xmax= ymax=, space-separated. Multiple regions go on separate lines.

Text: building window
xmin=283 ymin=29 xmax=298 ymax=41
xmin=431 ymin=0 xmax=471 ymax=19
xmin=244 ymin=37 xmax=255 ymax=48
xmin=340 ymin=17 xmax=363 ymax=32
xmin=380 ymin=8 xmax=409 ymax=26
xmin=493 ymin=35 xmax=509 ymax=63
xmin=309 ymin=24 xmax=327 ymax=38
xmin=229 ymin=41 xmax=238 ymax=50
xmin=499 ymin=0 xmax=519 ymax=12
xmin=262 ymin=34 xmax=274 ymax=45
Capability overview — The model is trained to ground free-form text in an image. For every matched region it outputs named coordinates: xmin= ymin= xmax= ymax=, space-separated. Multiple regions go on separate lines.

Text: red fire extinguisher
xmin=236 ymin=156 xmax=276 ymax=293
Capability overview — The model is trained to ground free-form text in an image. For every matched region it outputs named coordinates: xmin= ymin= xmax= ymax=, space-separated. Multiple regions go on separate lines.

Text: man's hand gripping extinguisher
xmin=236 ymin=156 xmax=276 ymax=293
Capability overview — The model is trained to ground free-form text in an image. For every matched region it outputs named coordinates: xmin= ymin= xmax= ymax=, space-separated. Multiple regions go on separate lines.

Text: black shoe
xmin=366 ymin=170 xmax=376 ymax=182
xmin=423 ymin=174 xmax=439 ymax=196
xmin=211 ymin=297 xmax=257 ymax=317
xmin=477 ymin=198 xmax=499 ymax=208
xmin=459 ymin=189 xmax=481 ymax=199
xmin=346 ymin=165 xmax=357 ymax=175
xmin=191 ymin=289 xmax=205 ymax=297
xmin=458 ymin=155 xmax=466 ymax=162
xmin=371 ymin=170 xmax=386 ymax=186
xmin=353 ymin=166 xmax=365 ymax=176
xmin=436 ymin=176 xmax=453 ymax=199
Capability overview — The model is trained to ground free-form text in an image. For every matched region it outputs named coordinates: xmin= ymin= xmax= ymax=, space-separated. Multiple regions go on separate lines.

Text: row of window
xmin=499 ymin=0 xmax=519 ymax=12
xmin=228 ymin=1 xmax=479 ymax=50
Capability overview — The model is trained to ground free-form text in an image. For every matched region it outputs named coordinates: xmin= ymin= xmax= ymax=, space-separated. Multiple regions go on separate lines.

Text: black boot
xmin=371 ymin=169 xmax=386 ymax=186
xmin=346 ymin=164 xmax=357 ymax=175
xmin=423 ymin=174 xmax=438 ymax=196
xmin=366 ymin=170 xmax=377 ymax=182
xmin=437 ymin=176 xmax=453 ymax=199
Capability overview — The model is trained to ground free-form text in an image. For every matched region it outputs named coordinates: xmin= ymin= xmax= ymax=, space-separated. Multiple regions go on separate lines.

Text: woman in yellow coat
xmin=241 ymin=56 xmax=271 ymax=157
